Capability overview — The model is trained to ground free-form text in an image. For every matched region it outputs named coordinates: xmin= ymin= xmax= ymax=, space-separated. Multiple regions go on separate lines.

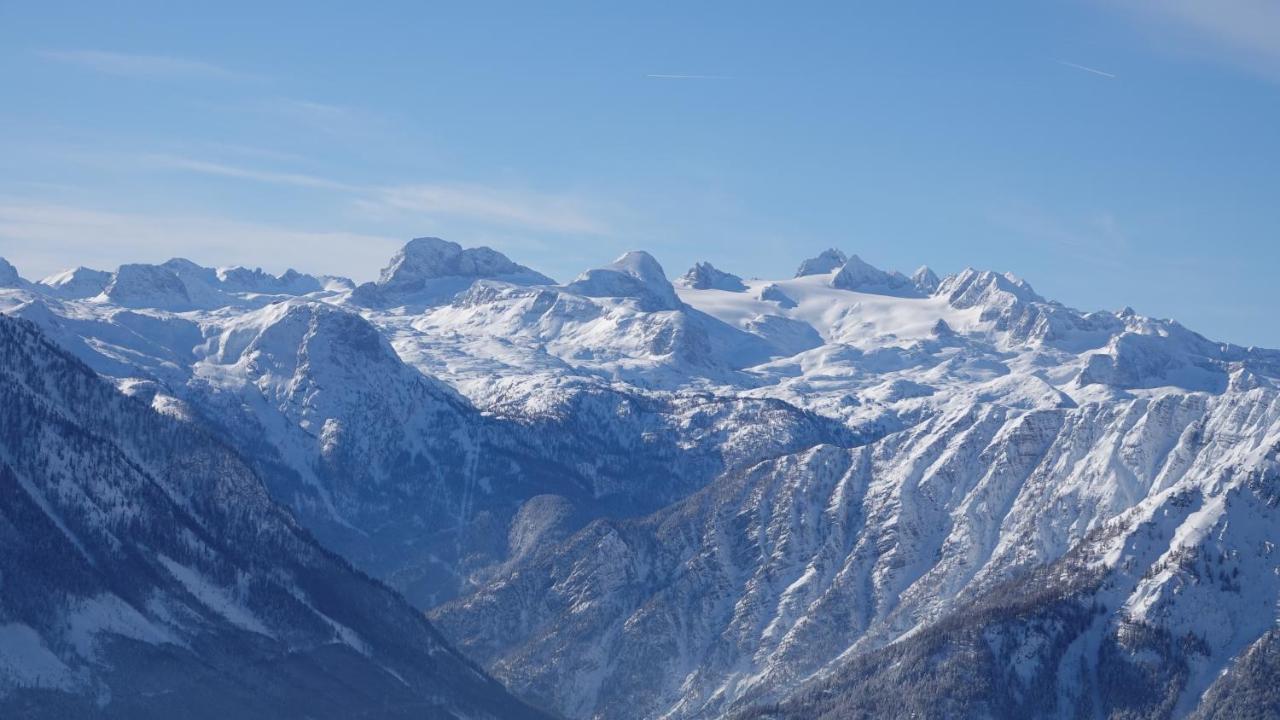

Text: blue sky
xmin=1 ymin=1 xmax=1277 ymax=345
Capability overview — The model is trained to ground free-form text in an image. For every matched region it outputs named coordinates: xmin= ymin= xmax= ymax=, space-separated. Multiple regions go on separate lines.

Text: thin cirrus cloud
xmin=39 ymin=49 xmax=374 ymax=143
xmin=39 ymin=49 xmax=252 ymax=81
xmin=41 ymin=50 xmax=368 ymax=135
xmin=360 ymin=184 xmax=609 ymax=235
xmin=144 ymin=154 xmax=357 ymax=191
xmin=1113 ymin=0 xmax=1280 ymax=79
xmin=987 ymin=205 xmax=1133 ymax=270
xmin=260 ymin=98 xmax=380 ymax=135
xmin=147 ymin=154 xmax=612 ymax=235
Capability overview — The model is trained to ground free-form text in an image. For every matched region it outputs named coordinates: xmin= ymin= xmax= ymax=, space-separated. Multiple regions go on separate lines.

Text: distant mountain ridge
xmin=3 ymin=238 xmax=1278 ymax=719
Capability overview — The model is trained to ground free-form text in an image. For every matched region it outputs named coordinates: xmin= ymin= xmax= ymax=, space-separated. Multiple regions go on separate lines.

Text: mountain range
xmin=1 ymin=237 xmax=1277 ymax=719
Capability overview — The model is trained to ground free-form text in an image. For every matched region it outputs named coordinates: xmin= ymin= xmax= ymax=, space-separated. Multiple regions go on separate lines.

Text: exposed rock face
xmin=4 ymin=238 xmax=1279 ymax=720
xmin=677 ymin=261 xmax=747 ymax=291
xmin=438 ymin=390 xmax=1280 ymax=719
xmin=912 ymin=264 xmax=940 ymax=293
xmin=831 ymin=254 xmax=918 ymax=296
xmin=0 ymin=257 xmax=23 ymax=287
xmin=217 ymin=266 xmax=322 ymax=294
xmin=759 ymin=282 xmax=797 ymax=308
xmin=794 ymin=248 xmax=847 ymax=277
xmin=0 ymin=315 xmax=553 ymax=719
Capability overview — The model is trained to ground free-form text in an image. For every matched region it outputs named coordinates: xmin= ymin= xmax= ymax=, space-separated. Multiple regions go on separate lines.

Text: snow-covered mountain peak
xmin=677 ymin=261 xmax=746 ymax=291
xmin=103 ymin=262 xmax=193 ymax=309
xmin=939 ymin=267 xmax=1043 ymax=308
xmin=794 ymin=248 xmax=847 ymax=277
xmin=831 ymin=254 xmax=919 ymax=297
xmin=212 ymin=299 xmax=393 ymax=369
xmin=37 ymin=266 xmax=112 ymax=298
xmin=912 ymin=265 xmax=940 ymax=293
xmin=350 ymin=236 xmax=553 ymax=307
xmin=161 ymin=256 xmax=211 ymax=275
xmin=758 ymin=282 xmax=797 ymax=308
xmin=607 ymin=250 xmax=668 ymax=281
xmin=564 ymin=250 xmax=682 ymax=311
xmin=0 ymin=257 xmax=23 ymax=287
xmin=0 ymin=253 xmax=28 ymax=284
xmin=269 ymin=304 xmax=405 ymax=376
xmin=378 ymin=236 xmax=553 ymax=289
xmin=7 ymin=239 xmax=1280 ymax=720
xmin=1228 ymin=366 xmax=1274 ymax=393
xmin=77 ymin=257 xmax=332 ymax=311
xmin=216 ymin=265 xmax=323 ymax=294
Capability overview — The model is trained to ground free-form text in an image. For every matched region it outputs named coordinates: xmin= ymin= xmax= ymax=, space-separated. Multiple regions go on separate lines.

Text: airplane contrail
xmin=1058 ymin=60 xmax=1117 ymax=79
xmin=645 ymin=73 xmax=733 ymax=80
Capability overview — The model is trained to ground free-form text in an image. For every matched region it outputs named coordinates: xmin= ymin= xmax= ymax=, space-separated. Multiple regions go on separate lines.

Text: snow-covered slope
xmin=563 ymin=250 xmax=683 ymax=311
xmin=350 ymin=236 xmax=552 ymax=307
xmin=0 ymin=252 xmax=851 ymax=608
xmin=192 ymin=299 xmax=849 ymax=607
xmin=436 ymin=388 xmax=1280 ymax=719
xmin=37 ymin=266 xmax=113 ymax=298
xmin=0 ymin=315 xmax=552 ymax=719
xmin=3 ymin=240 xmax=1278 ymax=720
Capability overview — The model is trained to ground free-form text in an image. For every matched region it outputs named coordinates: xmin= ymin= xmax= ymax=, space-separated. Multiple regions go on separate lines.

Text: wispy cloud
xmin=200 ymin=142 xmax=311 ymax=165
xmin=359 ymin=183 xmax=610 ymax=234
xmin=262 ymin=98 xmax=377 ymax=134
xmin=144 ymin=154 xmax=356 ymax=191
xmin=136 ymin=154 xmax=612 ymax=235
xmin=0 ymin=200 xmax=400 ymax=282
xmin=988 ymin=205 xmax=1133 ymax=269
xmin=1058 ymin=60 xmax=1117 ymax=79
xmin=645 ymin=74 xmax=733 ymax=80
xmin=40 ymin=49 xmax=250 ymax=81
xmin=1111 ymin=0 xmax=1280 ymax=80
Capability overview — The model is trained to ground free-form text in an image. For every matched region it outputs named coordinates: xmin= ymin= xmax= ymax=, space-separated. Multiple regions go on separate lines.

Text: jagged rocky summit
xmin=2 ymin=239 xmax=1278 ymax=720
